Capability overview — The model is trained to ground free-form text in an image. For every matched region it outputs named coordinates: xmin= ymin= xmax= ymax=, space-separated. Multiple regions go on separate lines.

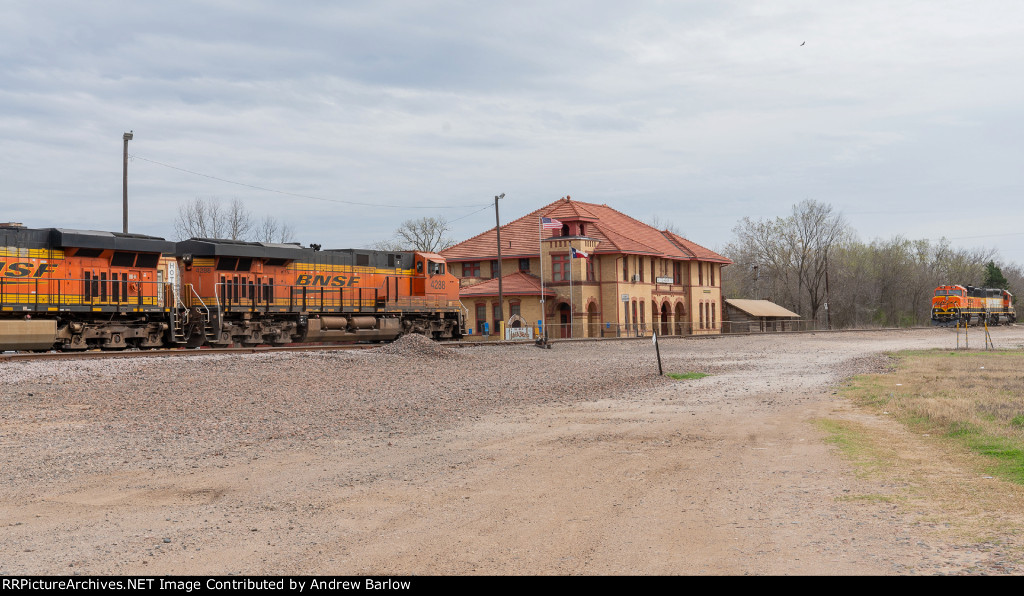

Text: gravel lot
xmin=3 ymin=327 xmax=1024 ymax=575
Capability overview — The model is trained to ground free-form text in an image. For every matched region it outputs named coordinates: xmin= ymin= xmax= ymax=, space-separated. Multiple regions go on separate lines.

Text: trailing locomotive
xmin=0 ymin=223 xmax=464 ymax=351
xmin=931 ymin=284 xmax=1016 ymax=327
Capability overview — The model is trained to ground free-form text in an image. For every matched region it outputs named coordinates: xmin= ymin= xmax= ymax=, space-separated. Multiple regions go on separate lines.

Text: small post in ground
xmin=653 ymin=332 xmax=663 ymax=375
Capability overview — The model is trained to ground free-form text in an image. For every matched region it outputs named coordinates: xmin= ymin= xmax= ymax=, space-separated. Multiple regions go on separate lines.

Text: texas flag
xmin=571 ymin=247 xmax=589 ymax=259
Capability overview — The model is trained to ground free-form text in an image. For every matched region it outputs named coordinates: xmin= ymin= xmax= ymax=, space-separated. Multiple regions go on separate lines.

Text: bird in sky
xmin=800 ymin=41 xmax=805 ymax=46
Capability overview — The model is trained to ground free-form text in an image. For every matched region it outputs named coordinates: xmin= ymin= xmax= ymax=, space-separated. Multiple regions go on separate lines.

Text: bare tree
xmin=790 ymin=200 xmax=852 ymax=322
xmin=225 ymin=199 xmax=254 ymax=241
xmin=258 ymin=215 xmax=297 ymax=244
xmin=174 ymin=197 xmax=254 ymax=240
xmin=174 ymin=197 xmax=300 ymax=244
xmin=174 ymin=197 xmax=221 ymax=240
xmin=648 ymin=214 xmax=685 ymax=237
xmin=725 ymin=200 xmax=851 ymax=322
xmin=378 ymin=216 xmax=454 ymax=252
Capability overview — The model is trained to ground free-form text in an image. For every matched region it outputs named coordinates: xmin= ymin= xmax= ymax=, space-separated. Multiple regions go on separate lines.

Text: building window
xmin=623 ymin=258 xmax=628 ymax=282
xmin=510 ymin=301 xmax=521 ymax=318
xmin=639 ymin=301 xmax=646 ymax=329
xmin=711 ymin=264 xmax=716 ymax=287
xmin=638 ymin=257 xmax=644 ymax=283
xmin=698 ymin=263 xmax=704 ymax=286
xmin=490 ymin=260 xmax=499 ymax=279
xmin=711 ymin=303 xmax=717 ymax=329
xmin=464 ymin=262 xmax=480 ymax=278
xmin=586 ymin=258 xmax=595 ymax=281
xmin=493 ymin=303 xmax=502 ymax=333
xmin=475 ymin=303 xmax=487 ymax=334
xmin=552 ymin=254 xmax=570 ymax=281
xmin=519 ymin=258 xmax=530 ymax=272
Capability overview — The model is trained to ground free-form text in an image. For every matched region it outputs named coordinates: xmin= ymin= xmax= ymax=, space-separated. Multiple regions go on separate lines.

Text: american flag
xmin=571 ymin=247 xmax=589 ymax=259
xmin=541 ymin=217 xmax=562 ymax=229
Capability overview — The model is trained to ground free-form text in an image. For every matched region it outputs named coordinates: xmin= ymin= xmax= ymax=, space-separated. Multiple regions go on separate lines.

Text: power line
xmin=130 ymin=154 xmax=491 ymax=210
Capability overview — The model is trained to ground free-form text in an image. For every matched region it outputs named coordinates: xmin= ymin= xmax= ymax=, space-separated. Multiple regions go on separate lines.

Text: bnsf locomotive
xmin=0 ymin=223 xmax=464 ymax=351
xmin=931 ymin=284 xmax=1016 ymax=327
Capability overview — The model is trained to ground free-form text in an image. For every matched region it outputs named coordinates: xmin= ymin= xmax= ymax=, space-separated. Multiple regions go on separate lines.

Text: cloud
xmin=0 ymin=1 xmax=1023 ymax=259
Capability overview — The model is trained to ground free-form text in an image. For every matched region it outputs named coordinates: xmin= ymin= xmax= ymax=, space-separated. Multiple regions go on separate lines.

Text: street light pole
xmin=122 ymin=131 xmax=133 ymax=234
xmin=495 ymin=193 xmax=504 ymax=339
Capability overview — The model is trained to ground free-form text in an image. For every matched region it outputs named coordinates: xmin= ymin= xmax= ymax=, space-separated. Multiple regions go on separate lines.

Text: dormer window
xmin=560 ymin=224 xmax=569 ymax=237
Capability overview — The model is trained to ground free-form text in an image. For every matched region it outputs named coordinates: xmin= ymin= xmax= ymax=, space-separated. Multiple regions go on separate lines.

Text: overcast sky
xmin=3 ymin=1 xmax=1023 ymax=264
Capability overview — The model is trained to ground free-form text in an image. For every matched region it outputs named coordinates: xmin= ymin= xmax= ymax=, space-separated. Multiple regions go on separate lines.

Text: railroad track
xmin=0 ymin=342 xmax=390 ymax=362
xmin=0 ymin=325 xmax=957 ymax=362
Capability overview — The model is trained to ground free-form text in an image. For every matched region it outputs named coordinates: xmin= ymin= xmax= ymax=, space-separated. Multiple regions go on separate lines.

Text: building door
xmin=559 ymin=303 xmax=571 ymax=338
xmin=587 ymin=302 xmax=599 ymax=337
xmin=661 ymin=302 xmax=670 ymax=336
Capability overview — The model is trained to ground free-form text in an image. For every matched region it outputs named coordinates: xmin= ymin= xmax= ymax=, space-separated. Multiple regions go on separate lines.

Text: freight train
xmin=0 ymin=223 xmax=464 ymax=351
xmin=931 ymin=284 xmax=1016 ymax=327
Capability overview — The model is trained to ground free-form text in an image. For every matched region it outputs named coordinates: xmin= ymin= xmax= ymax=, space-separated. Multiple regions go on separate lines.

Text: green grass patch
xmin=666 ymin=372 xmax=709 ymax=380
xmin=814 ymin=418 xmax=888 ymax=479
xmin=843 ymin=350 xmax=1024 ymax=485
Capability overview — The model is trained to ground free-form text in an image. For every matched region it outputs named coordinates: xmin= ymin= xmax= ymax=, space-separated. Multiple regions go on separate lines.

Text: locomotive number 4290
xmin=430 ymin=279 xmax=446 ymax=290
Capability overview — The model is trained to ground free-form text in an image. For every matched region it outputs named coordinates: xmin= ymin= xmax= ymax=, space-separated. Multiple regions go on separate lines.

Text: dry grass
xmin=847 ymin=350 xmax=1024 ymax=483
xmin=827 ymin=349 xmax=1024 ymax=550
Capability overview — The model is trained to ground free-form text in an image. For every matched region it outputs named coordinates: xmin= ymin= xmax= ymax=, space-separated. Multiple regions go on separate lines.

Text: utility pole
xmin=824 ymin=252 xmax=832 ymax=330
xmin=122 ymin=131 xmax=133 ymax=234
xmin=495 ymin=193 xmax=505 ymax=339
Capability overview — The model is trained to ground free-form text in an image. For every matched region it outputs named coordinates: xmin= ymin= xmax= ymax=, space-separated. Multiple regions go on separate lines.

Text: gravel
xmin=3 ymin=327 xmax=1024 ymax=575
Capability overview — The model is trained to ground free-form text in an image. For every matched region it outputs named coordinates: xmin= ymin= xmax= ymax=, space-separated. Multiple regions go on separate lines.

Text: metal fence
xmin=464 ymin=319 xmax=819 ymax=340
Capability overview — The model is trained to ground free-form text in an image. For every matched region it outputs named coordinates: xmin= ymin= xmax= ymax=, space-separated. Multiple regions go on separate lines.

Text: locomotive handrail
xmin=0 ymin=276 xmax=165 ymax=309
xmin=189 ymin=283 xmax=210 ymax=312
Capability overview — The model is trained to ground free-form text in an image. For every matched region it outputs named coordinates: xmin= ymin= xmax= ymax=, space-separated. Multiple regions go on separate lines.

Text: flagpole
xmin=539 ymin=218 xmax=545 ymax=339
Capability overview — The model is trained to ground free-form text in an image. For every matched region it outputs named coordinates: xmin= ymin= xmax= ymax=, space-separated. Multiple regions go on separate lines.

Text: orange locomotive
xmin=0 ymin=223 xmax=464 ymax=351
xmin=0 ymin=225 xmax=175 ymax=350
xmin=172 ymin=238 xmax=463 ymax=347
xmin=931 ymin=284 xmax=1015 ymax=327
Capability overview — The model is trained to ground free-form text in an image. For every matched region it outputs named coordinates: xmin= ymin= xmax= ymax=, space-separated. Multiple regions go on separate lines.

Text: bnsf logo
xmin=0 ymin=262 xmax=58 ymax=278
xmin=295 ymin=274 xmax=361 ymax=287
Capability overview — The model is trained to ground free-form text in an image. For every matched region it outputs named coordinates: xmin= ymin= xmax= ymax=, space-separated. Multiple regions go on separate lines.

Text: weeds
xmin=666 ymin=372 xmax=709 ymax=380
xmin=843 ymin=350 xmax=1024 ymax=485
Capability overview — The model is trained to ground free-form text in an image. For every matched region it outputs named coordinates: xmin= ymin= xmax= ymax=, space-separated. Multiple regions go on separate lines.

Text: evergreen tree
xmin=983 ymin=261 xmax=1010 ymax=289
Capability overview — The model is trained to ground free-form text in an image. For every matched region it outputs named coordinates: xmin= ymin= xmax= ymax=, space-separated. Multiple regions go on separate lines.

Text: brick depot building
xmin=441 ymin=196 xmax=731 ymax=338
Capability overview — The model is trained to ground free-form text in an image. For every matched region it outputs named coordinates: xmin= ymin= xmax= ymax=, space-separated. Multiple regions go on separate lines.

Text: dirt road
xmin=3 ymin=327 xmax=1023 ymax=575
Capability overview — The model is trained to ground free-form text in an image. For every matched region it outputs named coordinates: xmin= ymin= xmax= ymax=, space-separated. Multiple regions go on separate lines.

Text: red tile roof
xmin=442 ymin=197 xmax=731 ymax=265
xmin=458 ymin=271 xmax=556 ymax=298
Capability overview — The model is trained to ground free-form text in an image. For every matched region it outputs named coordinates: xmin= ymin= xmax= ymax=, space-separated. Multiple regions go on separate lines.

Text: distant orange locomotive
xmin=0 ymin=223 xmax=464 ymax=351
xmin=931 ymin=284 xmax=1015 ymax=327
